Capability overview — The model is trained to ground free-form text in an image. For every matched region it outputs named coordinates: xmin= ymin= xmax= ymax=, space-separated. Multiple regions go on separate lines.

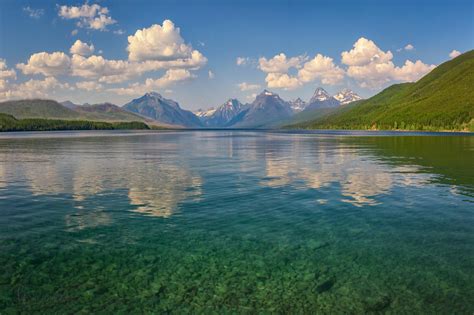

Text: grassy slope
xmin=288 ymin=50 xmax=474 ymax=131
xmin=73 ymin=103 xmax=158 ymax=123
xmin=0 ymin=113 xmax=150 ymax=132
xmin=0 ymin=100 xmax=80 ymax=119
xmin=0 ymin=100 xmax=174 ymax=128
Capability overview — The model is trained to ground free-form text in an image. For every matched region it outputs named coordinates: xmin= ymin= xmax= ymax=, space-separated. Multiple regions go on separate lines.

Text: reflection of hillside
xmin=0 ymin=164 xmax=6 ymax=189
xmin=356 ymin=136 xmax=474 ymax=197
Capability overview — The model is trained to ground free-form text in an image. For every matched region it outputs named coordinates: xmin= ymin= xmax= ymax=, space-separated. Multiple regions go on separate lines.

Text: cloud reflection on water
xmin=0 ymin=131 xmax=470 ymax=228
xmin=258 ymin=134 xmax=433 ymax=207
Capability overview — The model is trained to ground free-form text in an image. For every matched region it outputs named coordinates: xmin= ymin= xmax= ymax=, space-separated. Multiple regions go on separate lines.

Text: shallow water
xmin=0 ymin=130 xmax=473 ymax=313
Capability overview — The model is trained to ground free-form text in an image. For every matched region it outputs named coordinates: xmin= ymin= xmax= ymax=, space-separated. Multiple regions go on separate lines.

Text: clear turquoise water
xmin=0 ymin=130 xmax=473 ymax=313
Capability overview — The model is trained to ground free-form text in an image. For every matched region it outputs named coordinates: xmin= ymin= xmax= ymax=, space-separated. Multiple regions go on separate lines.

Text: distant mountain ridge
xmin=304 ymin=88 xmax=341 ymax=111
xmin=229 ymin=90 xmax=293 ymax=128
xmin=289 ymin=98 xmax=307 ymax=113
xmin=194 ymin=88 xmax=362 ymax=128
xmin=334 ymin=89 xmax=363 ymax=105
xmin=60 ymin=100 xmax=80 ymax=109
xmin=68 ymin=102 xmax=154 ymax=123
xmin=197 ymin=99 xmax=244 ymax=127
xmin=0 ymin=86 xmax=363 ymax=130
xmin=123 ymin=92 xmax=202 ymax=127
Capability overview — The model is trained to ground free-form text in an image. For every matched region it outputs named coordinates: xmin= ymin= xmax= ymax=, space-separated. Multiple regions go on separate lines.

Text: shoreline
xmin=0 ymin=128 xmax=472 ymax=138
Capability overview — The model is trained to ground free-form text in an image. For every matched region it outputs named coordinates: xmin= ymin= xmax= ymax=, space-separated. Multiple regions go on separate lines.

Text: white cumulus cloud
xmin=70 ymin=40 xmax=95 ymax=56
xmin=58 ymin=3 xmax=116 ymax=31
xmin=17 ymin=52 xmax=71 ymax=76
xmin=392 ymin=60 xmax=436 ymax=82
xmin=341 ymin=37 xmax=393 ymax=66
xmin=449 ymin=50 xmax=461 ymax=59
xmin=298 ymin=54 xmax=344 ymax=85
xmin=265 ymin=73 xmax=300 ymax=90
xmin=0 ymin=77 xmax=70 ymax=101
xmin=8 ymin=19 xmax=205 ymax=100
xmin=257 ymin=52 xmax=344 ymax=89
xmin=71 ymin=54 xmax=130 ymax=82
xmin=343 ymin=37 xmax=435 ymax=88
xmin=150 ymin=68 xmax=195 ymax=86
xmin=127 ymin=20 xmax=196 ymax=62
xmin=76 ymin=81 xmax=103 ymax=91
xmin=0 ymin=59 xmax=16 ymax=80
xmin=258 ymin=53 xmax=305 ymax=73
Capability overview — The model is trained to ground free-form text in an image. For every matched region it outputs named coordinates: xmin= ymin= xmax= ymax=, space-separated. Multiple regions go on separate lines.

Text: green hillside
xmin=272 ymin=107 xmax=339 ymax=128
xmin=73 ymin=103 xmax=152 ymax=122
xmin=287 ymin=50 xmax=474 ymax=131
xmin=0 ymin=113 xmax=149 ymax=132
xmin=0 ymin=99 xmax=80 ymax=119
xmin=0 ymin=99 xmax=174 ymax=128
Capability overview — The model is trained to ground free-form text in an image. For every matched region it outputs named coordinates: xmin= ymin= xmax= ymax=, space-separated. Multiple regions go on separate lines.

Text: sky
xmin=0 ymin=0 xmax=472 ymax=110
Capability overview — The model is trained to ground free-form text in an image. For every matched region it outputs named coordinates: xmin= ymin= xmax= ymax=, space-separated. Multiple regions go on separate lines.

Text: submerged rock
xmin=365 ymin=295 xmax=392 ymax=312
xmin=316 ymin=277 xmax=335 ymax=293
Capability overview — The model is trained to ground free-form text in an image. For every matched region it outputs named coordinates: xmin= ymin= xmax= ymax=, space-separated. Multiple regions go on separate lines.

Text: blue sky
xmin=0 ymin=0 xmax=472 ymax=110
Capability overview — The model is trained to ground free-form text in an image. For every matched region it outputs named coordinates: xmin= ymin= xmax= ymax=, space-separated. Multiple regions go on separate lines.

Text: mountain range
xmin=0 ymin=82 xmax=362 ymax=130
xmin=0 ymin=51 xmax=471 ymax=132
xmin=192 ymin=88 xmax=361 ymax=128
xmin=195 ymin=99 xmax=243 ymax=127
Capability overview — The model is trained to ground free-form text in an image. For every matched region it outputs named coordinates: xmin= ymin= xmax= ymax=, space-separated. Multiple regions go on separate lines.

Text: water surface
xmin=0 ymin=130 xmax=473 ymax=313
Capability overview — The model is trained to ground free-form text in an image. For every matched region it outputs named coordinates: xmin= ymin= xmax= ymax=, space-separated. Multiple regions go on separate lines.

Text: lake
xmin=0 ymin=130 xmax=473 ymax=313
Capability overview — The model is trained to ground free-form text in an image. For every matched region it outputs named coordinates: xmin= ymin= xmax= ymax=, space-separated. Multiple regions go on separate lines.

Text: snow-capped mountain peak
xmin=290 ymin=97 xmax=307 ymax=113
xmin=195 ymin=99 xmax=244 ymax=127
xmin=333 ymin=89 xmax=363 ymax=105
xmin=224 ymin=99 xmax=240 ymax=108
xmin=257 ymin=90 xmax=281 ymax=101
xmin=194 ymin=108 xmax=216 ymax=117
xmin=309 ymin=87 xmax=331 ymax=103
xmin=144 ymin=91 xmax=163 ymax=99
xmin=123 ymin=92 xmax=202 ymax=127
